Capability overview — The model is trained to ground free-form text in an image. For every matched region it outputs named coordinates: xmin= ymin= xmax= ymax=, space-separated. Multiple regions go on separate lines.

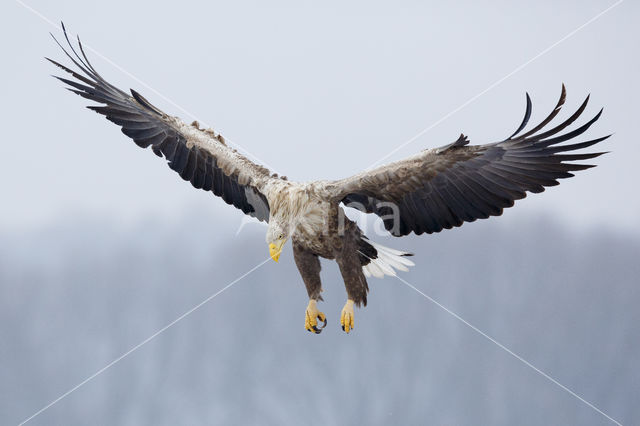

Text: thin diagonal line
xmin=17 ymin=257 xmax=272 ymax=426
xmin=356 ymin=248 xmax=621 ymax=424
xmin=366 ymin=0 xmax=623 ymax=170
xmin=394 ymin=274 xmax=623 ymax=426
xmin=15 ymin=1 xmax=624 ymax=424
xmin=15 ymin=0 xmax=277 ymax=172
xmin=15 ymin=3 xmax=275 ymax=421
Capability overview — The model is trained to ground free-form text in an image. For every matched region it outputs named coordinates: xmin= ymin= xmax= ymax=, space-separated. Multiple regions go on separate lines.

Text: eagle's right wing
xmin=48 ymin=24 xmax=273 ymax=222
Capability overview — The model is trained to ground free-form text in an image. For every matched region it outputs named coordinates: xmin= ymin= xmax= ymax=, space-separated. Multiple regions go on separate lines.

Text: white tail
xmin=362 ymin=240 xmax=415 ymax=278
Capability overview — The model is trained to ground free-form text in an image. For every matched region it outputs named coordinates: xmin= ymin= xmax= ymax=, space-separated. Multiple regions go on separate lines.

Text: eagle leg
xmin=335 ymin=230 xmax=369 ymax=334
xmin=293 ymin=242 xmax=326 ymax=333
xmin=304 ymin=299 xmax=327 ymax=334
xmin=340 ymin=299 xmax=355 ymax=333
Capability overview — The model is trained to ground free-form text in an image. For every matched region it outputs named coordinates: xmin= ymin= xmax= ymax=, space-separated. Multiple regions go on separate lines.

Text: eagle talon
xmin=305 ymin=299 xmax=326 ymax=334
xmin=318 ymin=316 xmax=327 ymax=330
xmin=340 ymin=299 xmax=355 ymax=334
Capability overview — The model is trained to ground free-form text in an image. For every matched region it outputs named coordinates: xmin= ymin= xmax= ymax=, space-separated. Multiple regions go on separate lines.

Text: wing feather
xmin=329 ymin=86 xmax=609 ymax=236
xmin=49 ymin=25 xmax=273 ymax=222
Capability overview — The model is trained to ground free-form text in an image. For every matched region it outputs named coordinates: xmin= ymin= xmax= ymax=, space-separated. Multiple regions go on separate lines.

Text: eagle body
xmin=268 ymin=181 xmax=336 ymax=258
xmin=49 ymin=25 xmax=609 ymax=334
xmin=264 ymin=179 xmax=404 ymax=308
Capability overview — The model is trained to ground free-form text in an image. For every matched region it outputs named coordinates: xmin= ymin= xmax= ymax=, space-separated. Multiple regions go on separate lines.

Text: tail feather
xmin=361 ymin=238 xmax=414 ymax=278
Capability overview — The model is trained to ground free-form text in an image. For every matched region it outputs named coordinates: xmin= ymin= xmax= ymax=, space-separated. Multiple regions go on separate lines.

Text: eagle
xmin=49 ymin=25 xmax=608 ymax=334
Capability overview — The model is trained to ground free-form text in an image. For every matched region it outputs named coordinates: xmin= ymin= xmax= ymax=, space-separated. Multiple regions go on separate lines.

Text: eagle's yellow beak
xmin=269 ymin=239 xmax=286 ymax=263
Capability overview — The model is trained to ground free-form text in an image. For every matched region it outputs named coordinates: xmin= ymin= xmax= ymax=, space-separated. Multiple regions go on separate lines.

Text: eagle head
xmin=266 ymin=220 xmax=289 ymax=263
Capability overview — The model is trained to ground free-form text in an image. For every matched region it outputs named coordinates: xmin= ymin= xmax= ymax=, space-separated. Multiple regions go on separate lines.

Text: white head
xmin=266 ymin=217 xmax=291 ymax=262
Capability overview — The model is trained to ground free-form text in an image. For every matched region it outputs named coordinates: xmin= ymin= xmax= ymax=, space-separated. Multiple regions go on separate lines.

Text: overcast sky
xmin=2 ymin=0 xmax=638 ymax=236
xmin=2 ymin=3 xmax=639 ymax=424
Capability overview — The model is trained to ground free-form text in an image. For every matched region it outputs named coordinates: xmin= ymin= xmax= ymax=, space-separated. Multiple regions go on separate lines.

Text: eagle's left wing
xmin=326 ymin=86 xmax=609 ymax=236
xmin=48 ymin=25 xmax=272 ymax=222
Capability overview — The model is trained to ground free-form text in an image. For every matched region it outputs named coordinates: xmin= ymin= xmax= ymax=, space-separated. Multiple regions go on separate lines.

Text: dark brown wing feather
xmin=333 ymin=85 xmax=609 ymax=236
xmin=48 ymin=24 xmax=271 ymax=222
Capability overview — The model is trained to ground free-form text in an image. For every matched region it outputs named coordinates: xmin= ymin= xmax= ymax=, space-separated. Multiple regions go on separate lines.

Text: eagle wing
xmin=327 ymin=86 xmax=609 ymax=236
xmin=48 ymin=25 xmax=272 ymax=222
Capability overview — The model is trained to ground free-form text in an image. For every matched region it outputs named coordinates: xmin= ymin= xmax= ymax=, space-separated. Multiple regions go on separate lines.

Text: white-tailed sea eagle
xmin=49 ymin=25 xmax=608 ymax=334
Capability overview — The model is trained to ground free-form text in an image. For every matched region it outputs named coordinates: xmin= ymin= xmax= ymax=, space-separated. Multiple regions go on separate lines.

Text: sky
xmin=1 ymin=2 xmax=639 ymax=425
xmin=1 ymin=0 xmax=639 ymax=236
xmin=2 ymin=212 xmax=639 ymax=425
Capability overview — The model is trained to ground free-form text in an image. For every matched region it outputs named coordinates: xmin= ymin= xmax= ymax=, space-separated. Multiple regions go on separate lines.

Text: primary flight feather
xmin=49 ymin=24 xmax=608 ymax=334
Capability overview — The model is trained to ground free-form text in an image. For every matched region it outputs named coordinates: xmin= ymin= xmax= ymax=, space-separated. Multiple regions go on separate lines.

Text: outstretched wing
xmin=328 ymin=86 xmax=609 ymax=236
xmin=48 ymin=24 xmax=272 ymax=222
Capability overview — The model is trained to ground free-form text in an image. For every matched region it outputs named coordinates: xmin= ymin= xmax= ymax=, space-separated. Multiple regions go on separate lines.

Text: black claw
xmin=318 ymin=316 xmax=327 ymax=329
xmin=341 ymin=325 xmax=345 ymax=331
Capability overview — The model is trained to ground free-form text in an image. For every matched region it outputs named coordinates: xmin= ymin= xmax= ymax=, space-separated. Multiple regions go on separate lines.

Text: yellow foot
xmin=340 ymin=299 xmax=355 ymax=333
xmin=305 ymin=299 xmax=327 ymax=334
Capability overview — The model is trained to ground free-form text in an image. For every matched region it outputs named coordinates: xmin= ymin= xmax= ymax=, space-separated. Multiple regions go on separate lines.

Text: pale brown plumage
xmin=50 ymin=24 xmax=608 ymax=334
xmin=330 ymin=89 xmax=608 ymax=236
